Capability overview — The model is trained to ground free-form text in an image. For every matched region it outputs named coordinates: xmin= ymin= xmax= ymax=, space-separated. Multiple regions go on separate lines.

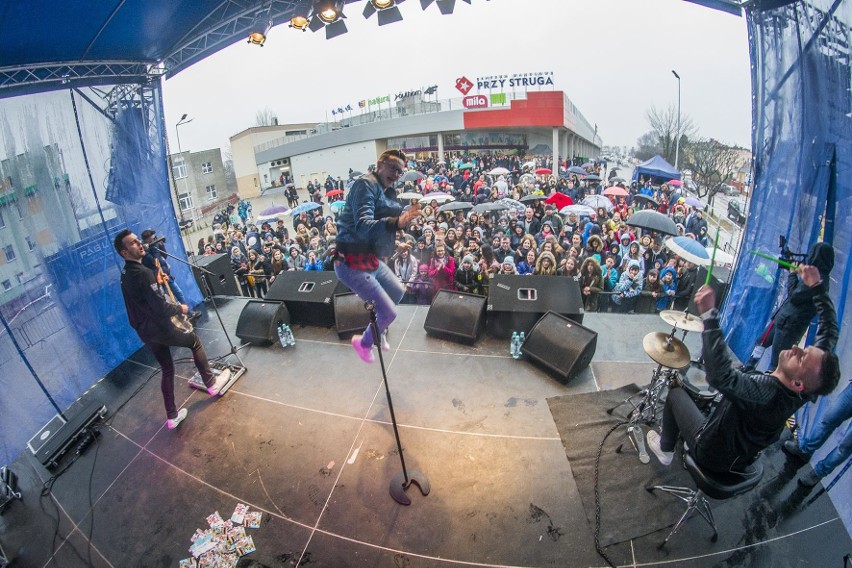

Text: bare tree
xmin=646 ymin=104 xmax=696 ymax=165
xmin=634 ymin=130 xmax=662 ymax=162
xmin=254 ymin=107 xmax=278 ymax=127
xmin=683 ymin=138 xmax=740 ymax=206
xmin=221 ymin=148 xmax=237 ymax=194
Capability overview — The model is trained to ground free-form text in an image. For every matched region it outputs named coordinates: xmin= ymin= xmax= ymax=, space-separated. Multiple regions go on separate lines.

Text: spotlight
xmin=420 ymin=0 xmax=472 ymax=15
xmin=316 ymin=0 xmax=344 ymax=23
xmin=290 ymin=3 xmax=311 ymax=31
xmin=247 ymin=9 xmax=272 ymax=46
xmin=364 ymin=0 xmax=405 ymax=25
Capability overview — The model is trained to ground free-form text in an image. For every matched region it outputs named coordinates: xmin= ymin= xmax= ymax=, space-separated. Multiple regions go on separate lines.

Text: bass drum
xmin=679 ymin=360 xmax=722 ymax=415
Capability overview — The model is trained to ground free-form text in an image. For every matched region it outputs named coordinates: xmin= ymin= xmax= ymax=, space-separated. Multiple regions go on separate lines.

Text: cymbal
xmin=643 ymin=332 xmax=691 ymax=368
xmin=660 ymin=310 xmax=704 ymax=333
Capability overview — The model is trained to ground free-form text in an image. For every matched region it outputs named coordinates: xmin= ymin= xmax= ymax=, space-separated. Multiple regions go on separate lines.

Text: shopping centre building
xmin=230 ymin=75 xmax=602 ymax=198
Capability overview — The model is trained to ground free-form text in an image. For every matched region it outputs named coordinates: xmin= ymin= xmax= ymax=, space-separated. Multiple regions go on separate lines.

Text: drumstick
xmin=750 ymin=250 xmax=798 ymax=271
xmin=705 ymin=227 xmax=720 ymax=285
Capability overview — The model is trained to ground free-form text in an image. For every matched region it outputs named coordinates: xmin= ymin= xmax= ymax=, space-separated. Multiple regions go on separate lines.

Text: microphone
xmin=143 ymin=236 xmax=166 ymax=250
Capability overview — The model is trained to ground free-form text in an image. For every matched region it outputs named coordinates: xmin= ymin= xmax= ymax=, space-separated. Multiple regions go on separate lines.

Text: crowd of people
xmin=191 ymin=152 xmax=710 ymax=311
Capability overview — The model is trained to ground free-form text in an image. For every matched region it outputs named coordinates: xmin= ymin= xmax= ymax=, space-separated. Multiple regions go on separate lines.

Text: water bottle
xmin=277 ymin=324 xmax=288 ymax=348
xmin=286 ymin=325 xmax=296 ymax=346
xmin=511 ymin=332 xmax=520 ymax=360
xmin=518 ymin=332 xmax=525 ymax=358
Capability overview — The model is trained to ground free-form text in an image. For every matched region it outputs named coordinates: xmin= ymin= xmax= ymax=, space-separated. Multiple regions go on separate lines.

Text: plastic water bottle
xmin=511 ymin=332 xmax=520 ymax=360
xmin=285 ymin=325 xmax=296 ymax=346
xmin=277 ymin=324 xmax=288 ymax=348
xmin=518 ymin=332 xmax=525 ymax=357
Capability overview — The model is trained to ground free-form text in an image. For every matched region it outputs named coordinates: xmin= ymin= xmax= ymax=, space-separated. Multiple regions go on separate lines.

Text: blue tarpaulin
xmin=631 ymin=155 xmax=682 ymax=182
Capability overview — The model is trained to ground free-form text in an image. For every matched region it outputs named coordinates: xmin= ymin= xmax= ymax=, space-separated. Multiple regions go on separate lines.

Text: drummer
xmin=646 ymin=266 xmax=840 ymax=473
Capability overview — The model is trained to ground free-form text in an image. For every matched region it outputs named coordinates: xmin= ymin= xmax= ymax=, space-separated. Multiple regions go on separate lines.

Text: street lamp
xmin=672 ymin=70 xmax=681 ymax=170
xmin=174 ymin=114 xmax=193 ymax=222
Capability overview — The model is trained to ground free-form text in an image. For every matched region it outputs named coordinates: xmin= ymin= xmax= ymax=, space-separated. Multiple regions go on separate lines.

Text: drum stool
xmin=647 ymin=453 xmax=763 ymax=548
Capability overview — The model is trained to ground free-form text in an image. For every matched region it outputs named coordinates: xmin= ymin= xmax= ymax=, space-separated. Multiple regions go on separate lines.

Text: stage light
xmin=290 ymin=3 xmax=311 ymax=31
xmin=247 ymin=6 xmax=273 ymax=46
xmin=420 ymin=0 xmax=473 ymax=15
xmin=316 ymin=0 xmax=344 ymax=23
xmin=364 ymin=0 xmax=405 ymax=25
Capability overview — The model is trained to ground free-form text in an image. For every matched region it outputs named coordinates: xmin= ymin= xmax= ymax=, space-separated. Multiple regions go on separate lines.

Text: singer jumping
xmin=114 ymin=230 xmax=229 ymax=429
xmin=334 ymin=149 xmax=421 ymax=363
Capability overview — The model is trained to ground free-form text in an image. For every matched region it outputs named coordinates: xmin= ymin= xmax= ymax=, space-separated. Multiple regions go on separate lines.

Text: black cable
xmin=593 ymin=420 xmax=628 ymax=568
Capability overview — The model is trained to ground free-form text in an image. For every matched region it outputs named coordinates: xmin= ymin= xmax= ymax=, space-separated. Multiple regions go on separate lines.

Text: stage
xmin=0 ymin=298 xmax=848 ymax=567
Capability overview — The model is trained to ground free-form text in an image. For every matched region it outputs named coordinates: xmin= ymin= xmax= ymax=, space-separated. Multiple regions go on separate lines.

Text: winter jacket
xmin=336 ymin=173 xmax=402 ymax=259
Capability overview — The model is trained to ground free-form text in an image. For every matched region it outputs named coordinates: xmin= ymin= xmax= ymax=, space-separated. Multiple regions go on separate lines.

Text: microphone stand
xmin=157 ymin=249 xmax=248 ymax=369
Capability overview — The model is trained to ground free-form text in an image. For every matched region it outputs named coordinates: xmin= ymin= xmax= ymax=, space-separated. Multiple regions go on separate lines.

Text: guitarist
xmin=114 ymin=230 xmax=229 ymax=430
xmin=140 ymin=229 xmax=199 ymax=321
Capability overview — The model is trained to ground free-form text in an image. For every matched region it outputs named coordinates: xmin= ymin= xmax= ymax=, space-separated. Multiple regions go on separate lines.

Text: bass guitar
xmin=155 ymin=258 xmax=194 ymax=334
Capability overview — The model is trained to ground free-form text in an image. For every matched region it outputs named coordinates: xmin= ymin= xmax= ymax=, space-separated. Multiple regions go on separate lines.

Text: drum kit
xmin=609 ymin=309 xmax=719 ymax=463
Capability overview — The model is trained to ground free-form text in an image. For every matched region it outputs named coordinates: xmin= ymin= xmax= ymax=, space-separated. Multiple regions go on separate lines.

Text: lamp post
xmin=174 ymin=114 xmax=193 ymax=222
xmin=672 ymin=70 xmax=681 ymax=170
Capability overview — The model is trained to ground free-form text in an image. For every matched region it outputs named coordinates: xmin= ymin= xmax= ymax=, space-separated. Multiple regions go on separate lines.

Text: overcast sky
xmin=162 ymin=0 xmax=752 ymax=156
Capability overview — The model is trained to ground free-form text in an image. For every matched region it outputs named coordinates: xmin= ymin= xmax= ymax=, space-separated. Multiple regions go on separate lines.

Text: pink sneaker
xmin=351 ymin=334 xmax=374 ymax=363
xmin=167 ymin=408 xmax=188 ymax=430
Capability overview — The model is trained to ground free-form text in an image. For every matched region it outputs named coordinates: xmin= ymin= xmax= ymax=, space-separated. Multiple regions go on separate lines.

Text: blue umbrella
xmin=567 ymin=166 xmax=588 ymax=175
xmin=665 ymin=236 xmax=711 ymax=266
xmin=433 ymin=174 xmax=449 ymax=184
xmin=329 ymin=201 xmax=346 ymax=213
xmin=289 ymin=202 xmax=322 ymax=216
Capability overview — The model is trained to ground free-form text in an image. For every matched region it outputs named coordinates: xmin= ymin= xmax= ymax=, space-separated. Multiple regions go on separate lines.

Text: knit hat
xmin=462 ymin=254 xmax=475 ymax=266
xmin=419 ymin=264 xmax=429 ymax=272
xmin=438 ymin=222 xmax=449 ymax=232
xmin=502 ymin=256 xmax=515 ymax=266
xmin=628 ymin=259 xmax=642 ymax=271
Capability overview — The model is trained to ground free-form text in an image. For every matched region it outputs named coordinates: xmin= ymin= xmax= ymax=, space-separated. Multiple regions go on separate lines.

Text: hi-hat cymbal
xmin=643 ymin=332 xmax=691 ymax=368
xmin=660 ymin=310 xmax=704 ymax=333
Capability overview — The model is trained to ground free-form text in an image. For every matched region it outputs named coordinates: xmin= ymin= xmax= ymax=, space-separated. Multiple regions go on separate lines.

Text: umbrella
xmin=567 ymin=166 xmax=587 ymax=175
xmin=397 ymin=191 xmax=422 ymax=200
xmin=348 ymin=170 xmax=364 ymax=179
xmin=473 ymin=202 xmax=508 ymax=214
xmin=325 ymin=189 xmax=344 ymax=198
xmin=708 ymin=247 xmax=735 ymax=266
xmin=627 ymin=210 xmax=678 ymax=236
xmin=496 ymin=198 xmax=526 ymax=216
xmin=685 ymin=196 xmax=702 ymax=209
xmin=520 ymin=194 xmax=543 ymax=204
xmin=667 ymin=179 xmax=684 ymax=187
xmin=257 ymin=204 xmax=290 ymax=222
xmin=489 ymin=167 xmax=510 ymax=176
xmin=603 ymin=186 xmax=629 ymax=197
xmin=329 ymin=200 xmax=346 ymax=214
xmin=419 ymin=192 xmax=454 ymax=204
xmin=560 ymin=204 xmax=595 ymax=217
xmin=438 ymin=201 xmax=473 ymax=213
xmin=545 ymin=193 xmax=574 ymax=209
xmin=289 ymin=202 xmax=321 ymax=216
xmin=584 ymin=174 xmax=602 ymax=182
xmin=520 ymin=173 xmax=535 ymax=184
xmin=522 ymin=161 xmax=537 ymax=170
xmin=402 ymin=170 xmax=425 ymax=183
xmin=581 ymin=162 xmax=594 ymax=168
xmin=433 ymin=174 xmax=449 ymax=184
xmin=665 ymin=236 xmax=711 ymax=266
xmin=458 ymin=163 xmax=475 ymax=170
xmin=535 ymin=168 xmax=552 ymax=175
xmin=632 ymin=194 xmax=659 ymax=208
xmin=582 ymin=195 xmax=614 ymax=211
xmin=610 ymin=176 xmax=627 ymax=184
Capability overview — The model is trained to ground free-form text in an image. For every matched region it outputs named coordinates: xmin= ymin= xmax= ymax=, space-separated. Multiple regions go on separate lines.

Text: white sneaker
xmin=207 ymin=369 xmax=231 ymax=396
xmin=646 ymin=430 xmax=674 ymax=466
xmin=167 ymin=408 xmax=188 ymax=430
xmin=381 ymin=331 xmax=390 ymax=352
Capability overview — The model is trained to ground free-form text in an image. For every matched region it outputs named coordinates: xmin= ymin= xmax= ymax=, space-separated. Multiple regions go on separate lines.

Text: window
xmin=201 ymin=162 xmax=213 ymax=174
xmin=178 ymin=192 xmax=193 ymax=211
xmin=205 ymin=185 xmax=217 ymax=201
xmin=26 ymin=236 xmax=36 ymax=251
xmin=1 ymin=280 xmax=10 ymax=291
xmin=173 ymin=158 xmax=187 ymax=179
xmin=0 ymin=208 xmax=5 ymax=229
xmin=3 ymin=244 xmax=15 ymax=262
xmin=15 ymin=272 xmax=23 ymax=284
xmin=12 ymin=201 xmax=22 ymax=219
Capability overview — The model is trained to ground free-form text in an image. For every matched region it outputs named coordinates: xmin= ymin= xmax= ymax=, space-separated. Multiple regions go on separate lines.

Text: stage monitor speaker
xmin=265 ymin=271 xmax=349 ymax=327
xmin=689 ymin=266 xmax=731 ymax=314
xmin=521 ymin=311 xmax=597 ymax=384
xmin=424 ymin=290 xmax=487 ymax=344
xmin=190 ymin=253 xmax=238 ymax=297
xmin=236 ymin=300 xmax=289 ymax=345
xmin=334 ymin=292 xmax=371 ymax=339
xmin=486 ymin=274 xmax=584 ymax=338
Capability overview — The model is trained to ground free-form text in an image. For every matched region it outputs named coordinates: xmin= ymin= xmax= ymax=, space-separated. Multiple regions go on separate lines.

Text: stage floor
xmin=1 ymin=299 xmax=849 ymax=567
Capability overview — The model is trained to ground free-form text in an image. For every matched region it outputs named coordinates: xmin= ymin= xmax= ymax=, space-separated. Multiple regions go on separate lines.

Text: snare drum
xmin=679 ymin=361 xmax=721 ymax=415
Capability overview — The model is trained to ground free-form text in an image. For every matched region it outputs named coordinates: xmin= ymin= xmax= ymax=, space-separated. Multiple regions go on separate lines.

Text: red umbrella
xmin=667 ymin=179 xmax=683 ymax=187
xmin=603 ymin=186 xmax=629 ymax=197
xmin=326 ymin=189 xmax=344 ymax=198
xmin=535 ymin=168 xmax=552 ymax=175
xmin=545 ymin=193 xmax=573 ymax=209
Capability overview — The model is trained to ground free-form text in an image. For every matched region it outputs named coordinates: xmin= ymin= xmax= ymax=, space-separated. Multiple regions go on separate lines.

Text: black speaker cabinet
xmin=236 ymin=300 xmax=290 ymax=346
xmin=486 ymin=275 xmax=584 ymax=338
xmin=191 ymin=253 xmax=238 ymax=297
xmin=521 ymin=311 xmax=597 ymax=384
xmin=265 ymin=271 xmax=349 ymax=327
xmin=334 ymin=292 xmax=372 ymax=339
xmin=689 ymin=266 xmax=731 ymax=313
xmin=424 ymin=290 xmax=487 ymax=344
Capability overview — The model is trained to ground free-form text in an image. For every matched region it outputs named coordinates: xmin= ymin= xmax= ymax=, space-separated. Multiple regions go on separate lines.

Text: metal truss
xmin=0 ymin=61 xmax=158 ymax=99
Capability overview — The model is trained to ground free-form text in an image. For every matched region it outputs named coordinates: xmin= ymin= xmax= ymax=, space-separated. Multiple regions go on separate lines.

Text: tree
xmin=683 ymin=138 xmax=740 ymax=206
xmin=634 ymin=131 xmax=662 ymax=162
xmin=254 ymin=107 xmax=278 ymax=127
xmin=222 ymin=148 xmax=237 ymax=194
xmin=646 ymin=104 xmax=696 ymax=166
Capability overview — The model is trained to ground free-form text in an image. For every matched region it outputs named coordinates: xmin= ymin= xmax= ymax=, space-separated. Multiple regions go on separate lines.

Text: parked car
xmin=684 ymin=179 xmax=698 ymax=194
xmin=721 ymin=184 xmax=739 ymax=196
xmin=727 ymin=200 xmax=747 ymax=225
